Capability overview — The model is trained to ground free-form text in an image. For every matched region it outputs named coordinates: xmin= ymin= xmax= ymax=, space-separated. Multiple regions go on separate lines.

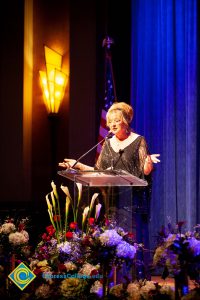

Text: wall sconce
xmin=39 ymin=45 xmax=68 ymax=115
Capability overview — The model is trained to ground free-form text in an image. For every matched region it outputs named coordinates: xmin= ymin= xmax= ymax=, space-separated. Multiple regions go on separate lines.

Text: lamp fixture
xmin=39 ymin=46 xmax=68 ymax=115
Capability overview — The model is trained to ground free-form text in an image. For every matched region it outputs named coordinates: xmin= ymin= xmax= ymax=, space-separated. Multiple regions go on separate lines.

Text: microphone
xmin=106 ymin=148 xmax=124 ymax=171
xmin=111 ymin=149 xmax=124 ymax=170
xmin=71 ymin=131 xmax=113 ymax=169
xmin=119 ymin=149 xmax=124 ymax=156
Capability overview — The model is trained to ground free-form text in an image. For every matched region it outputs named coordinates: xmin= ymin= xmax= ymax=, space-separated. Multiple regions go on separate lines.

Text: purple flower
xmin=116 ymin=241 xmax=136 ymax=259
xmin=187 ymin=237 xmax=200 ymax=256
xmin=99 ymin=229 xmax=122 ymax=247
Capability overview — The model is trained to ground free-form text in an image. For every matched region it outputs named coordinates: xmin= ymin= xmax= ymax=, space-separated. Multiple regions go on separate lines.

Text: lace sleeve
xmin=95 ymin=142 xmax=106 ymax=169
xmin=138 ymin=137 xmax=148 ymax=171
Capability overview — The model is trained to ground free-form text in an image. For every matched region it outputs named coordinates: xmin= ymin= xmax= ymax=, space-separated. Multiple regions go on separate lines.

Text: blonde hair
xmin=106 ymin=102 xmax=133 ymax=127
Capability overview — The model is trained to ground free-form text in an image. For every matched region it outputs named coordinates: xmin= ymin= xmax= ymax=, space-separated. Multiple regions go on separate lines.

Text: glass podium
xmin=58 ymin=168 xmax=151 ymax=281
xmin=58 ymin=169 xmax=148 ymax=187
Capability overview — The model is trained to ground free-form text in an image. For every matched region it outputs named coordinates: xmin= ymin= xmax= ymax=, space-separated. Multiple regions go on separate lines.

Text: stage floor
xmin=151 ymin=276 xmax=195 ymax=290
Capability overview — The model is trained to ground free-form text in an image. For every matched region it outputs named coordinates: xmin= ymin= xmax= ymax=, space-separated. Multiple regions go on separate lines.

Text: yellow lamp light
xmin=39 ymin=46 xmax=68 ymax=114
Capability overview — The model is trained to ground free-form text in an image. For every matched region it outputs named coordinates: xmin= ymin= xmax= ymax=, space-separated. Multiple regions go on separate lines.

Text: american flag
xmin=96 ymin=37 xmax=117 ymax=161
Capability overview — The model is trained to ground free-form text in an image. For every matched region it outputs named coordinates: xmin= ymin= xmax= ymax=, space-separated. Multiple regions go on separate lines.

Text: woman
xmin=59 ymin=102 xmax=160 ymax=177
xmin=59 ymin=102 xmax=160 ymax=278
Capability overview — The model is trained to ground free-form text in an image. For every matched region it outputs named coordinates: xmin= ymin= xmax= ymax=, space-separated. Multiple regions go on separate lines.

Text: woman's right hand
xmin=58 ymin=158 xmax=77 ymax=169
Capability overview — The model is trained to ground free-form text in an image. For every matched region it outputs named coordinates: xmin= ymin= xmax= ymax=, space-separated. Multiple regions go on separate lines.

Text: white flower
xmin=116 ymin=241 xmax=136 ymax=259
xmin=160 ymin=284 xmax=175 ymax=298
xmin=140 ymin=281 xmax=156 ymax=299
xmin=0 ymin=223 xmax=16 ymax=234
xmin=8 ymin=231 xmax=29 ymax=245
xmin=79 ymin=263 xmax=99 ymax=276
xmin=89 ymin=193 xmax=99 ymax=211
xmin=64 ymin=261 xmax=77 ymax=271
xmin=110 ymin=284 xmax=123 ymax=297
xmin=29 ymin=259 xmax=39 ymax=270
xmin=153 ymin=245 xmax=166 ymax=265
xmin=90 ymin=280 xmax=103 ymax=297
xmin=95 ymin=203 xmax=102 ymax=220
xmin=21 ymin=230 xmax=29 ymax=240
xmin=99 ymin=229 xmax=122 ymax=246
xmin=127 ymin=282 xmax=140 ymax=300
xmin=61 ymin=185 xmax=71 ymax=199
xmin=76 ymin=182 xmax=83 ymax=200
xmin=82 ymin=206 xmax=90 ymax=224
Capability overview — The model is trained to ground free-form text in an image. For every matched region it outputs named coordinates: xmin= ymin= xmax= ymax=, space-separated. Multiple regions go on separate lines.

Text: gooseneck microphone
xmin=71 ymin=131 xmax=113 ymax=169
xmin=111 ymin=149 xmax=124 ymax=170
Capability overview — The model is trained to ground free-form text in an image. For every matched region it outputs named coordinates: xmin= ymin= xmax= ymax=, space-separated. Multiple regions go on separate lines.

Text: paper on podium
xmin=58 ymin=169 xmax=148 ymax=187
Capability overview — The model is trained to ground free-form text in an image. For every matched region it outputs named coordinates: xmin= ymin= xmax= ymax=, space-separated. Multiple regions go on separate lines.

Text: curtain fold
xmin=131 ymin=0 xmax=198 ymax=247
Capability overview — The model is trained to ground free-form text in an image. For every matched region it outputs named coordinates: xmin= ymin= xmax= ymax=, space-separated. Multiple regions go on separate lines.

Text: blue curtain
xmin=130 ymin=0 xmax=198 ymax=247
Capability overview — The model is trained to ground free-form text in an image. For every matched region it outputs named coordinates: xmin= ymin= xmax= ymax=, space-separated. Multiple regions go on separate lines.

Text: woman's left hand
xmin=150 ymin=154 xmax=160 ymax=164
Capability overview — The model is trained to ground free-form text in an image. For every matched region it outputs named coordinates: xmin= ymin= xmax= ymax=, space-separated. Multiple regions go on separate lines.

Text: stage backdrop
xmin=130 ymin=0 xmax=198 ymax=247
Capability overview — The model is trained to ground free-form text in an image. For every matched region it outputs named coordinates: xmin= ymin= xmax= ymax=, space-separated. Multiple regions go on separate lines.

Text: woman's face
xmin=107 ymin=111 xmax=128 ymax=136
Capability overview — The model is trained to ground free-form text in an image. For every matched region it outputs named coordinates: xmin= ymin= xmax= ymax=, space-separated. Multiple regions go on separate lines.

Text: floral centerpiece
xmin=109 ymin=279 xmax=175 ymax=300
xmin=28 ymin=181 xmax=138 ymax=299
xmin=0 ymin=217 xmax=30 ymax=267
xmin=0 ymin=216 xmax=31 ymax=297
xmin=153 ymin=220 xmax=200 ymax=299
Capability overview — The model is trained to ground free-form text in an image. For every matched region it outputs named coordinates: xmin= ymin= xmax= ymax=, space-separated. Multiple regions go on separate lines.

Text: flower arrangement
xmin=0 ymin=217 xmax=30 ymax=265
xmin=109 ymin=280 xmax=175 ymax=300
xmin=153 ymin=220 xmax=200 ymax=299
xmin=0 ymin=216 xmax=31 ymax=299
xmin=27 ymin=181 xmax=139 ymax=299
xmin=3 ymin=185 xmax=200 ymax=300
xmin=153 ymin=221 xmax=200 ymax=278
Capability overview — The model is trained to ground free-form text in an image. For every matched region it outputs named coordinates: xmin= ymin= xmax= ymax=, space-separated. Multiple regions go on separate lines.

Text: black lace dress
xmin=96 ymin=135 xmax=149 ymax=179
xmin=96 ymin=135 xmax=152 ymax=275
xmin=95 ymin=135 xmax=152 ymax=229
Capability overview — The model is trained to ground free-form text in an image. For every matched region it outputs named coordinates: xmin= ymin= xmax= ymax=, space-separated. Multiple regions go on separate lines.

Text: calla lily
xmin=76 ymin=183 xmax=82 ymax=200
xmin=46 ymin=195 xmax=52 ymax=212
xmin=50 ymin=191 xmax=56 ymax=210
xmin=51 ymin=181 xmax=58 ymax=198
xmin=65 ymin=198 xmax=71 ymax=223
xmin=61 ymin=185 xmax=75 ymax=221
xmin=65 ymin=197 xmax=70 ymax=213
xmin=50 ymin=190 xmax=61 ymax=232
xmin=83 ymin=206 xmax=90 ymax=218
xmin=82 ymin=206 xmax=89 ymax=229
xmin=75 ymin=183 xmax=83 ymax=221
xmin=89 ymin=193 xmax=99 ymax=211
xmin=95 ymin=203 xmax=102 ymax=220
xmin=61 ymin=185 xmax=72 ymax=200
xmin=50 ymin=183 xmax=62 ymax=232
xmin=47 ymin=208 xmax=53 ymax=222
